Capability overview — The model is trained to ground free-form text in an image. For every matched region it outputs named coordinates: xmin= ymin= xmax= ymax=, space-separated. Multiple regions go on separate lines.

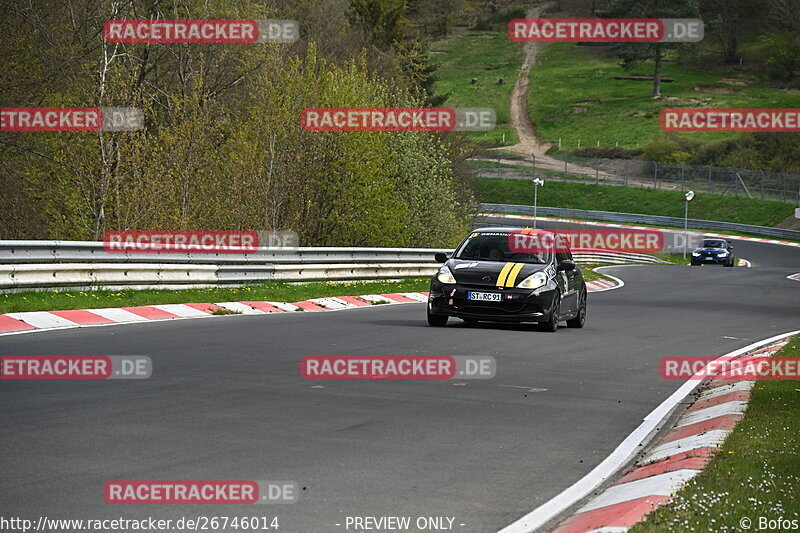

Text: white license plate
xmin=467 ymin=291 xmax=502 ymax=302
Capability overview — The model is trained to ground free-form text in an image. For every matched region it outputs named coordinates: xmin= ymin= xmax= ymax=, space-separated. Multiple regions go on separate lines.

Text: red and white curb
xmin=499 ymin=330 xmax=799 ymax=533
xmin=0 ymin=292 xmax=430 ymax=336
xmin=484 ymin=213 xmax=800 ymax=249
xmin=788 ymin=273 xmax=800 ymax=281
xmin=0 ymin=281 xmax=621 ymax=337
xmin=585 ymin=277 xmax=622 ymax=293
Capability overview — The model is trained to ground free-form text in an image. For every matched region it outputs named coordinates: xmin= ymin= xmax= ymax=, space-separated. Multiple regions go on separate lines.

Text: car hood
xmin=695 ymin=247 xmax=727 ymax=253
xmin=445 ymin=258 xmax=554 ymax=288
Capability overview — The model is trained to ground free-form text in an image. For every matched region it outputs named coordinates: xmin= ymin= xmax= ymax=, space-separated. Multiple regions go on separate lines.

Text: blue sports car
xmin=690 ymin=238 xmax=735 ymax=267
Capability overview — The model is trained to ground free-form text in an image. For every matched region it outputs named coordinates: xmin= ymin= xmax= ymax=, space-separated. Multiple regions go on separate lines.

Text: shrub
xmin=641 ymin=134 xmax=702 ymax=163
xmin=762 ymin=33 xmax=800 ymax=86
xmin=572 ymin=145 xmax=643 ymax=159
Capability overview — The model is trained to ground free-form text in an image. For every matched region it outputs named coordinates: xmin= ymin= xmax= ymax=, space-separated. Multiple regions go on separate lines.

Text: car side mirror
xmin=557 ymin=259 xmax=575 ymax=271
xmin=434 ymin=252 xmax=449 ymax=263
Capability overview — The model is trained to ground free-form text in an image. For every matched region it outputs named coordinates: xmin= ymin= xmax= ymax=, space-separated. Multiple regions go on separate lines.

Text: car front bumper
xmin=428 ymin=279 xmax=558 ymax=323
xmin=691 ymin=254 xmax=730 ymax=264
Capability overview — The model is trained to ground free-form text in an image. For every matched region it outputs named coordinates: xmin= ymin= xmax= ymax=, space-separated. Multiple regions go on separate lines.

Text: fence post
xmin=681 ymin=165 xmax=685 ymax=191
xmin=498 ymin=154 xmax=502 ymax=179
xmin=760 ymin=171 xmax=765 ymax=201
xmin=783 ymin=175 xmax=788 ymax=202
xmin=708 ymin=167 xmax=712 ymax=193
xmin=654 ymin=162 xmax=658 ymax=190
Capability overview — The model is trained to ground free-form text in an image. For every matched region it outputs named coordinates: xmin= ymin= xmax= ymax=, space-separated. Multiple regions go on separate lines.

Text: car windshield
xmin=702 ymin=240 xmax=726 ymax=248
xmin=453 ymin=232 xmax=551 ymax=264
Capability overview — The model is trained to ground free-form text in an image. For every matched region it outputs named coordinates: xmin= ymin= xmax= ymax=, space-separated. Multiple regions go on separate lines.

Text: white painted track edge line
xmin=591 ymin=267 xmax=626 ymax=292
xmin=497 ymin=329 xmax=800 ymax=533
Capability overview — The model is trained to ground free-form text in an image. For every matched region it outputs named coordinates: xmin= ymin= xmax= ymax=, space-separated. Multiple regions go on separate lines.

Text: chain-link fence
xmin=475 ymin=152 xmax=800 ymax=204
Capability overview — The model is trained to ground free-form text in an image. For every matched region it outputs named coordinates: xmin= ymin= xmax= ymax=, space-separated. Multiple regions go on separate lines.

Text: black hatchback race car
xmin=690 ymin=238 xmax=736 ymax=267
xmin=427 ymin=227 xmax=587 ymax=331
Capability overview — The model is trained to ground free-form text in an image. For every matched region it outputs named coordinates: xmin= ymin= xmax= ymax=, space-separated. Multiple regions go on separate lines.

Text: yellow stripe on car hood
xmin=496 ymin=263 xmax=515 ymax=287
xmin=504 ymin=262 xmax=525 ymax=287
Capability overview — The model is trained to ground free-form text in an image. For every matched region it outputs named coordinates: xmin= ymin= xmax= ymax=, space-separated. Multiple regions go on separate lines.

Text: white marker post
xmin=684 ymin=190 xmax=694 ymax=261
xmin=533 ymin=178 xmax=544 ymax=229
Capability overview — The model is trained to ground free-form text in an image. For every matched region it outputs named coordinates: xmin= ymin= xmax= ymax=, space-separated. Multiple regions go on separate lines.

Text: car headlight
xmin=717 ymin=251 xmax=729 ymax=256
xmin=692 ymin=252 xmax=701 ymax=257
xmin=437 ymin=266 xmax=456 ymax=284
xmin=517 ymin=272 xmax=547 ymax=290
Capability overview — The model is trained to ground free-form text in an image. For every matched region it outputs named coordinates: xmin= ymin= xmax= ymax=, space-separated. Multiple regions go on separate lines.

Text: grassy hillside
xmin=431 ymin=24 xmax=523 ymax=146
xmin=477 ymin=178 xmax=794 ymax=227
xmin=528 ymin=44 xmax=800 ymax=153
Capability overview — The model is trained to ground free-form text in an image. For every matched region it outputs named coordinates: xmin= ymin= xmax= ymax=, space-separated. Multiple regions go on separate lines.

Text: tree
xmin=702 ymin=0 xmax=759 ymax=64
xmin=395 ymin=39 xmax=450 ymax=106
xmin=600 ymin=0 xmax=700 ymax=98
xmin=347 ymin=0 xmax=408 ymax=49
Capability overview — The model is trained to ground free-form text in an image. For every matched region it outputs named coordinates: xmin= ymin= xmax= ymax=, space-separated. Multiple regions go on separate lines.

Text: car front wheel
xmin=541 ymin=294 xmax=560 ymax=332
xmin=427 ymin=306 xmax=448 ymax=327
xmin=566 ymin=289 xmax=586 ymax=328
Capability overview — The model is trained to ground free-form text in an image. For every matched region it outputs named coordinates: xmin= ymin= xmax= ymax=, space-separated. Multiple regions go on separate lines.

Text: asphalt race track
xmin=1 ymin=223 xmax=798 ymax=532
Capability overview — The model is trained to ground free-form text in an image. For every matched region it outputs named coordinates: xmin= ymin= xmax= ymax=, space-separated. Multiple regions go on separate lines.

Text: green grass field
xmin=431 ymin=28 xmax=523 ymax=147
xmin=631 ymin=337 xmax=800 ymax=532
xmin=528 ymin=44 xmax=800 ymax=151
xmin=0 ymin=279 xmax=431 ymax=314
xmin=477 ymin=178 xmax=795 ymax=227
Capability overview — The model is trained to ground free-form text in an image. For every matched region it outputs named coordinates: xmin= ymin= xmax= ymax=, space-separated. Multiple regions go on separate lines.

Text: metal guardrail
xmin=0 ymin=241 xmax=669 ymax=291
xmin=0 ymin=242 xmax=442 ymax=265
xmin=479 ymin=203 xmax=800 ymax=241
xmin=573 ymin=252 xmax=666 ymax=265
xmin=0 ymin=243 xmax=448 ymax=290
